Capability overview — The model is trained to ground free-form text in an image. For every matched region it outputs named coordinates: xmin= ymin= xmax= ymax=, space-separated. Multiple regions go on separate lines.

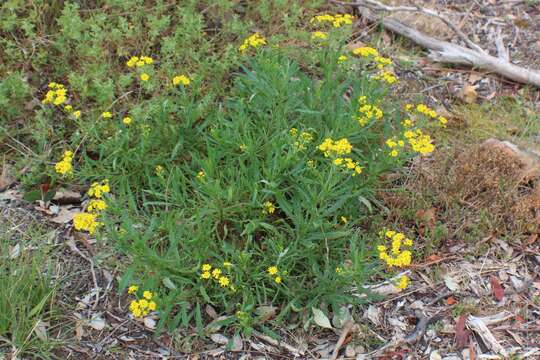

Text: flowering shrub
xmin=4 ymin=2 xmax=442 ymax=336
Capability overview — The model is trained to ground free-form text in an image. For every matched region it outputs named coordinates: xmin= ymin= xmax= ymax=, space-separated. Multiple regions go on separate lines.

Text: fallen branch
xmin=331 ymin=0 xmax=540 ymax=87
xmin=467 ymin=315 xmax=509 ymax=357
xmin=331 ymin=321 xmax=355 ymax=360
xmin=252 ymin=331 xmax=305 ymax=357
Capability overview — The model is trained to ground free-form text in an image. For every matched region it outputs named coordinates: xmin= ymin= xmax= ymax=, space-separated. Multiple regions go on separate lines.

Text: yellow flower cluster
xmin=102 ymin=111 xmax=112 ymax=119
xmin=128 ymin=287 xmax=157 ymax=318
xmin=333 ymin=157 xmax=363 ymax=176
xmin=337 ymin=55 xmax=348 ymax=63
xmin=172 ymin=74 xmax=190 ymax=86
xmin=55 ymin=150 xmax=74 ymax=176
xmin=42 ymin=82 xmax=67 ymax=106
xmin=87 ymin=179 xmax=110 ymax=198
xmin=311 ymin=31 xmax=328 ymax=40
xmin=318 ymin=138 xmax=352 ymax=157
xmin=352 ymin=48 xmax=396 ymax=83
xmin=200 ymin=263 xmax=233 ymax=289
xmin=408 ymin=103 xmax=448 ymax=127
xmin=196 ymin=170 xmax=205 ymax=180
xmin=357 ymin=96 xmax=384 ymax=126
xmin=377 ymin=229 xmax=413 ymax=268
xmin=87 ymin=198 xmax=107 ymax=212
xmin=374 ymin=70 xmax=398 ymax=85
xmin=374 ymin=56 xmax=392 ymax=69
xmin=352 ymin=46 xmax=378 ymax=58
xmin=263 ymin=201 xmax=276 ymax=214
xmin=155 ymin=165 xmax=164 ymax=176
xmin=396 ymin=275 xmax=409 ymax=290
xmin=73 ymin=179 xmax=110 ymax=234
xmin=126 ymin=56 xmax=154 ymax=68
xmin=310 ymin=13 xmax=355 ymax=28
xmin=123 ymin=116 xmax=132 ymax=125
xmin=73 ymin=213 xmax=100 ymax=235
xmin=415 ymin=104 xmax=437 ymax=118
xmin=63 ymin=104 xmax=81 ymax=119
xmin=125 ymin=56 xmax=154 ymax=82
xmin=289 ymin=128 xmax=313 ymax=150
xmin=239 ymin=33 xmax=267 ymax=53
xmin=386 ymin=137 xmax=405 ymax=157
xmin=267 ymin=266 xmax=282 ymax=284
xmin=318 ymin=138 xmax=362 ymax=176
xmin=405 ymin=129 xmax=435 ymax=154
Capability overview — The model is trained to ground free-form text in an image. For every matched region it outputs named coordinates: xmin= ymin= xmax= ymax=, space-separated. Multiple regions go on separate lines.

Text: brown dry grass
xmin=381 ymin=140 xmax=540 ymax=246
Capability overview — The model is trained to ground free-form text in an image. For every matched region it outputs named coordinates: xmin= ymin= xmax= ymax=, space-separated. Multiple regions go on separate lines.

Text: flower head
xmin=173 ymin=75 xmax=190 ymax=86
xmin=140 ymin=73 xmax=150 ymax=82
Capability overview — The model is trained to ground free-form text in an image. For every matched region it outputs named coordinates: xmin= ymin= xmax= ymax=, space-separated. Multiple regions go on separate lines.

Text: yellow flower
xmin=196 ymin=170 xmax=206 ymax=180
xmin=239 ymin=143 xmax=247 ymax=151
xmin=155 ymin=165 xmax=164 ymax=176
xmin=143 ymin=291 xmax=153 ymax=300
xmin=172 ymin=75 xmax=190 ymax=86
xmin=335 ymin=267 xmax=343 ymax=274
xmin=218 ymin=276 xmax=230 ymax=287
xmin=140 ymin=73 xmax=150 ymax=81
xmin=267 ymin=266 xmax=278 ymax=275
xmin=126 ymin=56 xmax=139 ymax=68
xmin=87 ymin=199 xmax=107 ymax=212
xmin=374 ymin=70 xmax=398 ymax=85
xmin=212 ymin=268 xmax=222 ymax=279
xmin=239 ymin=33 xmax=267 ymax=53
xmin=73 ymin=212 xmax=100 ymax=234
xmin=128 ymin=285 xmax=138 ymax=294
xmin=202 ymin=263 xmax=212 ymax=271
xmin=396 ymin=275 xmax=409 ymax=289
xmin=102 ymin=112 xmax=112 ymax=119
xmin=390 ymin=149 xmax=399 ymax=157
xmin=307 ymin=159 xmax=315 ymax=168
xmin=340 ymin=216 xmax=348 ymax=224
xmin=311 ymin=31 xmax=328 ymax=40
xmin=201 ymin=271 xmax=211 ymax=279
xmin=352 ymin=46 xmax=379 ymax=58
xmin=73 ymin=110 xmax=81 ymax=119
xmin=263 ymin=201 xmax=276 ymax=214
xmin=337 ymin=55 xmax=348 ymax=63
xmin=148 ymin=301 xmax=157 ymax=311
xmin=289 ymin=128 xmax=298 ymax=136
xmin=123 ymin=116 xmax=132 ymax=125
xmin=55 ymin=159 xmax=72 ymax=175
xmin=88 ymin=180 xmax=110 ymax=198
xmin=274 ymin=276 xmax=282 ymax=284
xmin=223 ymin=261 xmax=233 ymax=269
xmin=141 ymin=56 xmax=154 ymax=65
xmin=318 ymin=138 xmax=352 ymax=157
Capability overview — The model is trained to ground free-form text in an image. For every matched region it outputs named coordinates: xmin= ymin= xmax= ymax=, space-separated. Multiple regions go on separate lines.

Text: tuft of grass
xmin=0 ymin=216 xmax=60 ymax=358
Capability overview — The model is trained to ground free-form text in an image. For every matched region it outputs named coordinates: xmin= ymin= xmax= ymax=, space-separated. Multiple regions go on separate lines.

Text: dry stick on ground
xmin=330 ymin=0 xmax=540 ymax=87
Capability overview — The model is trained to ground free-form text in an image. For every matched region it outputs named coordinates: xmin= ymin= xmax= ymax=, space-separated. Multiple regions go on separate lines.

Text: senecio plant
xmin=41 ymin=12 xmax=446 ymax=333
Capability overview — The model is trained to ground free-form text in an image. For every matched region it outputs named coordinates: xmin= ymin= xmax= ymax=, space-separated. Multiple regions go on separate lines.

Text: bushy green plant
xmin=2 ymin=0 xmax=445 ymax=338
